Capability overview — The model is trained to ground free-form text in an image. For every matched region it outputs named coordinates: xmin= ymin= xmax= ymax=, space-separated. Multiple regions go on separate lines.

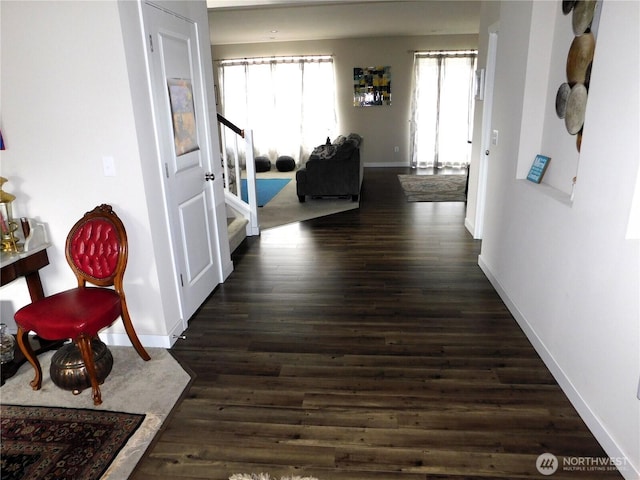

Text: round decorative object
xmin=565 ymin=83 xmax=588 ymax=135
xmin=566 ymin=32 xmax=595 ymax=85
xmin=572 ymin=0 xmax=596 ymax=35
xmin=562 ymin=0 xmax=576 ymax=15
xmin=50 ymin=339 xmax=113 ymax=394
xmin=555 ymin=83 xmax=571 ymax=118
xmin=576 ymin=132 xmax=583 ymax=152
xmin=276 ymin=156 xmax=296 ymax=172
xmin=255 ymin=156 xmax=271 ymax=173
xmin=584 ymin=62 xmax=593 ymax=88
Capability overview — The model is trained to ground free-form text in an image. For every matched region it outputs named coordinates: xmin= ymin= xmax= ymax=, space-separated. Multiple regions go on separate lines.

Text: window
xmin=410 ymin=50 xmax=477 ymax=168
xmin=218 ymin=56 xmax=337 ymax=166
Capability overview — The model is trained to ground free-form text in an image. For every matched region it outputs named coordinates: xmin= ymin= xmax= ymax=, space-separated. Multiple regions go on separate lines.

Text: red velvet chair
xmin=14 ymin=204 xmax=150 ymax=405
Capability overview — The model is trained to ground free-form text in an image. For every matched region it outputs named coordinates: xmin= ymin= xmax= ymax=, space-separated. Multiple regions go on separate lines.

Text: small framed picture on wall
xmin=527 ymin=154 xmax=551 ymax=184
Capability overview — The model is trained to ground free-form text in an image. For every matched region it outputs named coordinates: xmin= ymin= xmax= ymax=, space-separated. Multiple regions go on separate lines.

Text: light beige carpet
xmin=0 ymin=346 xmax=192 ymax=480
xmin=252 ymin=169 xmax=360 ymax=230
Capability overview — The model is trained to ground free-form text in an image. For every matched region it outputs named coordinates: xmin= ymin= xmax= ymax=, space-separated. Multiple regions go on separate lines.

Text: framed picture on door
xmin=167 ymin=78 xmax=199 ymax=156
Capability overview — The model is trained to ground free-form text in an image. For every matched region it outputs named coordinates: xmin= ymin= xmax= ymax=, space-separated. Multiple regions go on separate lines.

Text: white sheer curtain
xmin=410 ymin=51 xmax=477 ymax=169
xmin=218 ymin=56 xmax=337 ymax=166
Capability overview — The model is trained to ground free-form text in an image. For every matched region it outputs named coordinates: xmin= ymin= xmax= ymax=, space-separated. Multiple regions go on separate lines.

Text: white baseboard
xmin=464 ymin=216 xmax=476 ymax=237
xmin=478 ymin=255 xmax=639 ymax=480
xmin=99 ymin=331 xmax=175 ymax=349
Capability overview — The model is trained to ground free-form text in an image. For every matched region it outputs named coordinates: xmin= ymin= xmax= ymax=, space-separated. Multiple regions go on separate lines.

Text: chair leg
xmin=15 ymin=327 xmax=42 ymax=390
xmin=75 ymin=335 xmax=102 ymax=405
xmin=120 ymin=299 xmax=151 ymax=361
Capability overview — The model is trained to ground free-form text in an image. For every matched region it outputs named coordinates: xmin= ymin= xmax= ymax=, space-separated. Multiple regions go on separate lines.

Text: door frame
xmin=473 ymin=23 xmax=499 ymax=240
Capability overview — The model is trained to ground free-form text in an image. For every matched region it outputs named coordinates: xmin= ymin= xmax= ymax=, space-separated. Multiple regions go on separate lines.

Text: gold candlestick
xmin=0 ymin=177 xmax=21 ymax=253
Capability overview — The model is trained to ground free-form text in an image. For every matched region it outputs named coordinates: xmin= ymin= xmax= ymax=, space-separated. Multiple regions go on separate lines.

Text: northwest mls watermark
xmin=536 ymin=453 xmax=628 ymax=476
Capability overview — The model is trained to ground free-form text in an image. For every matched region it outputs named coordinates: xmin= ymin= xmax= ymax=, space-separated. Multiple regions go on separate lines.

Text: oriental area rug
xmin=397 ymin=173 xmax=467 ymax=202
xmin=0 ymin=404 xmax=144 ymax=480
xmin=0 ymin=346 xmax=192 ymax=480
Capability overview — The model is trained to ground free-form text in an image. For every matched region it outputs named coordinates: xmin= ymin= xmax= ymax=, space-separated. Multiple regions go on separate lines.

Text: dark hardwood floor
xmin=133 ymin=168 xmax=621 ymax=479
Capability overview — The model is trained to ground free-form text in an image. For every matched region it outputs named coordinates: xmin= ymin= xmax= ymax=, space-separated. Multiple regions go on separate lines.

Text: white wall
xmin=0 ymin=1 xmax=184 ymax=347
xmin=478 ymin=1 xmax=639 ymax=477
xmin=212 ymin=34 xmax=478 ymax=167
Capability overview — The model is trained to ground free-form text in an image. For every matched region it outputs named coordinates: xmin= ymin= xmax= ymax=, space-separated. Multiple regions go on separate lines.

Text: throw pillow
xmin=334 ymin=141 xmax=355 ymax=161
xmin=311 ymin=144 xmax=337 ymax=159
xmin=333 ymin=135 xmax=347 ymax=145
xmin=346 ymin=133 xmax=362 ymax=148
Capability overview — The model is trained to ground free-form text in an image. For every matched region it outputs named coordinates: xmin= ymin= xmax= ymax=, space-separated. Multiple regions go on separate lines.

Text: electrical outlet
xmin=394 ymin=146 xmax=400 ymax=153
xmin=103 ymin=156 xmax=116 ymax=177
xmin=491 ymin=130 xmax=499 ymax=146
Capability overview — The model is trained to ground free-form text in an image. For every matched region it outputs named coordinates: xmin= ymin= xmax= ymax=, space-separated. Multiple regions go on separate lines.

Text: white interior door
xmin=474 ymin=26 xmax=499 ymax=239
xmin=143 ymin=2 xmax=220 ymax=322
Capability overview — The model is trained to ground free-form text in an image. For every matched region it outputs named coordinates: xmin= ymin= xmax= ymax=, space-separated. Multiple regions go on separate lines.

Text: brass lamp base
xmin=1 ymin=222 xmax=21 ymax=253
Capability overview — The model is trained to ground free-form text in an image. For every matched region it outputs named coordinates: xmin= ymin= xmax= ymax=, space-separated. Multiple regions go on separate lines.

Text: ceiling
xmin=206 ymin=0 xmax=481 ymax=45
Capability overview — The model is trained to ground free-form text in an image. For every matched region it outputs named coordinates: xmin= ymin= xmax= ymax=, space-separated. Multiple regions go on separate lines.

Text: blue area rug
xmin=241 ymin=178 xmax=291 ymax=206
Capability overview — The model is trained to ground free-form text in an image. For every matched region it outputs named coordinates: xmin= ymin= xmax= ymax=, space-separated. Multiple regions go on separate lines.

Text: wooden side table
xmin=1 ymin=246 xmax=50 ymax=300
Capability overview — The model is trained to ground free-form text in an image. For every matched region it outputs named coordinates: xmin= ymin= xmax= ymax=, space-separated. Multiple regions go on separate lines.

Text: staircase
xmin=227 ymin=215 xmax=248 ymax=253
xmin=217 ymin=114 xmax=260 ymax=253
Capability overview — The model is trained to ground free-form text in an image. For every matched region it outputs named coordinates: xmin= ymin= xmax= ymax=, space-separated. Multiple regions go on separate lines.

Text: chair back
xmin=65 ymin=204 xmax=128 ymax=289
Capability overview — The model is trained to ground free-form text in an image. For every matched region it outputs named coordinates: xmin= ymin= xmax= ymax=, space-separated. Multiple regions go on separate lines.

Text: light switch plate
xmin=103 ymin=156 xmax=116 ymax=177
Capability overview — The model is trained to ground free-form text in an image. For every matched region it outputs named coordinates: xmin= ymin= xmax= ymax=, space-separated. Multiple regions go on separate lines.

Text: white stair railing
xmin=218 ymin=114 xmax=259 ymax=236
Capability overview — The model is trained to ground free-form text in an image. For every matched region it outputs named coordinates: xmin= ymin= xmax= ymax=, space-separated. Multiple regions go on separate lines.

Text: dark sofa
xmin=296 ymin=134 xmax=363 ymax=202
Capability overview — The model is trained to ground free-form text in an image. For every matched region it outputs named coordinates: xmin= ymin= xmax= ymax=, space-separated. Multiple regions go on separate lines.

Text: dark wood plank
xmin=132 ymin=168 xmax=622 ymax=480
